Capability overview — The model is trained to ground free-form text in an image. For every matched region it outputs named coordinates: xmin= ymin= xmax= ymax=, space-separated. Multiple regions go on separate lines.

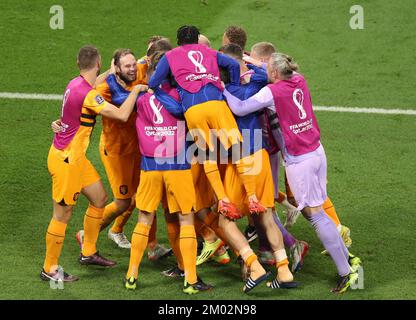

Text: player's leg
xmin=79 ymin=178 xmax=116 ymax=267
xmin=125 ymin=210 xmax=155 ymax=289
xmin=271 ymin=208 xmax=309 ymax=273
xmin=161 ymin=208 xmax=185 ymax=278
xmin=41 ymin=201 xmax=78 ymax=282
xmin=286 ymin=149 xmax=359 ymax=293
xmin=185 ymin=102 xmax=241 ymax=217
xmin=125 ymin=170 xmax=164 ymax=289
xmin=41 ymin=146 xmax=80 ymax=282
xmin=219 ymin=215 xmax=270 ymax=293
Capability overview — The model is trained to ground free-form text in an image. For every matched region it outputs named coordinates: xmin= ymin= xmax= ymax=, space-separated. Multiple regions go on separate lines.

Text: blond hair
xmin=269 ymin=52 xmax=299 ymax=79
xmin=251 ymin=42 xmax=276 ymax=59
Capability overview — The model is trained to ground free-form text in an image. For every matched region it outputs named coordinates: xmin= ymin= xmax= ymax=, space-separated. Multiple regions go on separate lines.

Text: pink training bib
xmin=267 ymin=73 xmax=320 ymax=156
xmin=136 ymin=87 xmax=185 ymax=158
xmin=53 ymin=76 xmax=92 ymax=150
xmin=165 ymin=44 xmax=223 ymax=93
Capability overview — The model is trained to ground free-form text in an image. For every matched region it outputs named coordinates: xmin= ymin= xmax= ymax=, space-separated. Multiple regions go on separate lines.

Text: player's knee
xmin=92 ymin=192 xmax=108 ymax=208
xmin=114 ymin=198 xmax=131 ymax=212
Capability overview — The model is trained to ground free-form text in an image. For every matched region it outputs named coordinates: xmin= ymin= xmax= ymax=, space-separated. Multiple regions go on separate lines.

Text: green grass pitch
xmin=0 ymin=0 xmax=415 ymax=300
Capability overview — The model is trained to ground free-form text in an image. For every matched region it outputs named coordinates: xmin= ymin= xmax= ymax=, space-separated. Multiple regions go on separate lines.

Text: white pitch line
xmin=0 ymin=91 xmax=415 ymax=116
xmin=0 ymin=92 xmax=62 ymax=100
xmin=314 ymin=106 xmax=416 ymax=116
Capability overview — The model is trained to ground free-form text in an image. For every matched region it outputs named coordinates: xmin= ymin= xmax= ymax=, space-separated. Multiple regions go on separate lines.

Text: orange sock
xmin=126 ymin=223 xmax=151 ymax=279
xmin=43 ymin=218 xmax=67 ymax=273
xmin=179 ymin=225 xmax=197 ymax=284
xmin=111 ymin=203 xmax=134 ymax=234
xmin=147 ymin=215 xmax=157 ymax=250
xmin=323 ymin=197 xmax=341 ymax=227
xmin=82 ymin=205 xmax=104 ymax=257
xmin=167 ymin=220 xmax=183 ymax=270
xmin=203 ymin=160 xmax=227 ymax=200
xmin=100 ymin=202 xmax=120 ymax=230
xmin=236 ymin=155 xmax=256 ymax=197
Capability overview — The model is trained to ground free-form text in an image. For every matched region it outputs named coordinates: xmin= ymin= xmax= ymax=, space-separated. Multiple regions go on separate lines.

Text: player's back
xmin=53 ymin=75 xmax=104 ymax=163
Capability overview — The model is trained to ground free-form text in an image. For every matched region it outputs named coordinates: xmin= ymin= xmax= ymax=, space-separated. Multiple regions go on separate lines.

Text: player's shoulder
xmin=84 ymin=89 xmax=106 ymax=107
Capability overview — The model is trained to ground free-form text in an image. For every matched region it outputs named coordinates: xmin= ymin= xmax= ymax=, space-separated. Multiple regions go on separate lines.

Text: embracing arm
xmin=223 ymin=86 xmax=275 ymax=117
xmin=154 ymin=87 xmax=184 ymax=117
xmin=217 ymin=52 xmax=241 ymax=86
xmin=148 ymin=55 xmax=171 ymax=89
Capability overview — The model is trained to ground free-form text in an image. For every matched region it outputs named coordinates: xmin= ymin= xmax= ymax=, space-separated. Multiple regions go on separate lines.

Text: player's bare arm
xmin=100 ymin=84 xmax=148 ymax=121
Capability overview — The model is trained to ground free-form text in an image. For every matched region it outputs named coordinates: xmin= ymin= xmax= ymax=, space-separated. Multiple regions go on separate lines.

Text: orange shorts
xmin=184 ymin=100 xmax=242 ymax=152
xmin=48 ymin=145 xmax=100 ymax=206
xmin=224 ymin=149 xmax=274 ymax=215
xmin=191 ymin=163 xmax=216 ymax=211
xmin=99 ymin=144 xmax=140 ymax=199
xmin=136 ymin=169 xmax=195 ymax=214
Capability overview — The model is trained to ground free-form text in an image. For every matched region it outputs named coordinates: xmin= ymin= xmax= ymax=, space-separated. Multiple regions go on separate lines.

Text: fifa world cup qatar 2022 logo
xmin=293 ymin=88 xmax=307 ymax=120
xmin=188 ymin=50 xmax=207 ymax=73
xmin=149 ymin=95 xmax=164 ymax=124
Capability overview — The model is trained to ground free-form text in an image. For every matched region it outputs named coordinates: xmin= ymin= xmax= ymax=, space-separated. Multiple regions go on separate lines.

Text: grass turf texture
xmin=0 ymin=0 xmax=415 ymax=299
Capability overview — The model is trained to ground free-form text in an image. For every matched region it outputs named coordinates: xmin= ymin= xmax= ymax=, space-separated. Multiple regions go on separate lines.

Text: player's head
xmin=267 ymin=52 xmax=299 ymax=82
xmin=198 ymin=34 xmax=211 ymax=47
xmin=251 ymin=42 xmax=276 ymax=62
xmin=147 ymin=38 xmax=173 ymax=57
xmin=77 ymin=45 xmax=101 ymax=75
xmin=146 ymin=35 xmax=165 ymax=55
xmin=220 ymin=43 xmax=243 ymax=62
xmin=177 ymin=25 xmax=200 ymax=45
xmin=222 ymin=25 xmax=247 ymax=50
xmin=113 ymin=48 xmax=137 ymax=84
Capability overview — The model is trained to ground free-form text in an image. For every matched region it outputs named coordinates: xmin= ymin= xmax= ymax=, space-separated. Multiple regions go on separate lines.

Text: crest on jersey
xmin=95 ymin=94 xmax=105 ymax=105
xmin=119 ymin=185 xmax=128 ymax=195
xmin=73 ymin=192 xmax=80 ymax=201
xmin=188 ymin=50 xmax=207 ymax=73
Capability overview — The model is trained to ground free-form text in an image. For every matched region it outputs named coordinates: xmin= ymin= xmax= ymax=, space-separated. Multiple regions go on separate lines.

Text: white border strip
xmin=0 ymin=92 xmax=62 ymax=100
xmin=314 ymin=105 xmax=416 ymax=115
xmin=1 ymin=92 xmax=415 ymax=115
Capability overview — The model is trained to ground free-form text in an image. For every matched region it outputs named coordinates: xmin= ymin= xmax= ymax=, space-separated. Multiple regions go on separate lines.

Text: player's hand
xmin=242 ymin=55 xmax=263 ymax=68
xmin=51 ymin=119 xmax=62 ymax=133
xmin=147 ymin=88 xmax=154 ymax=94
xmin=133 ymin=84 xmax=149 ymax=93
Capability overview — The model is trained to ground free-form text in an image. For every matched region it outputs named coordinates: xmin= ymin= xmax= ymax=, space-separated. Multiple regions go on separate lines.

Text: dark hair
xmin=147 ymin=35 xmax=164 ymax=45
xmin=77 ymin=45 xmax=100 ymax=70
xmin=177 ymin=25 xmax=200 ymax=45
xmin=147 ymin=50 xmax=176 ymax=87
xmin=112 ymin=48 xmax=135 ymax=67
xmin=146 ymin=38 xmax=173 ymax=57
xmin=220 ymin=43 xmax=243 ymax=60
xmin=224 ymin=25 xmax=247 ymax=50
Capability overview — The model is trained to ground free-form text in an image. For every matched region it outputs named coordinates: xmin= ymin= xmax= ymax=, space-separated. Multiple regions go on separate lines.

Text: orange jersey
xmin=96 ymin=62 xmax=148 ymax=156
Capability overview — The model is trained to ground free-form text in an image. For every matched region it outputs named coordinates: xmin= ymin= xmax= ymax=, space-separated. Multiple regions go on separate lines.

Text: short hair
xmin=177 ymin=25 xmax=200 ymax=45
xmin=224 ymin=25 xmax=247 ymax=50
xmin=112 ymin=48 xmax=135 ymax=67
xmin=146 ymin=38 xmax=173 ymax=57
xmin=77 ymin=45 xmax=100 ymax=70
xmin=251 ymin=42 xmax=276 ymax=58
xmin=220 ymin=43 xmax=243 ymax=60
xmin=147 ymin=35 xmax=164 ymax=45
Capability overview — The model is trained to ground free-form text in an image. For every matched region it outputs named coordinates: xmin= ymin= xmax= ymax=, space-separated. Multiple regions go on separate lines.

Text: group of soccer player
xmin=41 ymin=24 xmax=362 ymax=295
